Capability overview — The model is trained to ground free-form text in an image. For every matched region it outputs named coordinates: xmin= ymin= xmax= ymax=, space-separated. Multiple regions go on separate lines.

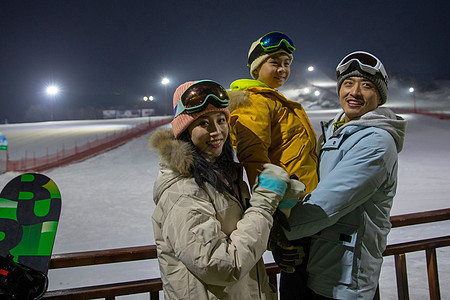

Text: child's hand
xmin=278 ymin=175 xmax=305 ymax=217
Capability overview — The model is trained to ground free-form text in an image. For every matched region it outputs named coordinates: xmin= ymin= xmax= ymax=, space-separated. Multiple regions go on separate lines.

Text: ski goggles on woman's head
xmin=336 ymin=51 xmax=388 ymax=84
xmin=174 ymin=80 xmax=230 ymax=118
xmin=248 ymin=31 xmax=296 ymax=66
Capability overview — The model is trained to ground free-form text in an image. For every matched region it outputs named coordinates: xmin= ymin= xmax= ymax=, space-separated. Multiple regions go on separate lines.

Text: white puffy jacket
xmin=150 ymin=129 xmax=277 ymax=300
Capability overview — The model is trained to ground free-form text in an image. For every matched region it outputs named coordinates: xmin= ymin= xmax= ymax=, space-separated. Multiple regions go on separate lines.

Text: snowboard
xmin=0 ymin=173 xmax=61 ymax=298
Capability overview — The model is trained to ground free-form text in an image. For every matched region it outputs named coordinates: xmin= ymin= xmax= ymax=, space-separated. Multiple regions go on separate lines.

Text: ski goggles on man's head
xmin=248 ymin=31 xmax=296 ymax=66
xmin=174 ymin=80 xmax=229 ymax=118
xmin=336 ymin=51 xmax=388 ymax=85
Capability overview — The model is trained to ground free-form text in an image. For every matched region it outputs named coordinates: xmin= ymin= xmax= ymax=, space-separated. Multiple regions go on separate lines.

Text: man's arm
xmin=285 ymin=133 xmax=395 ymax=240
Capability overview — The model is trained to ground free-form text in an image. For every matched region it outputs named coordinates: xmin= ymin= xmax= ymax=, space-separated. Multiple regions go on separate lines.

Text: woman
xmin=149 ymin=80 xmax=304 ymax=299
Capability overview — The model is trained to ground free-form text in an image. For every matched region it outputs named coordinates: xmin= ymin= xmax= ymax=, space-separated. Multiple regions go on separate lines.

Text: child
xmin=228 ymin=31 xmax=319 ymax=298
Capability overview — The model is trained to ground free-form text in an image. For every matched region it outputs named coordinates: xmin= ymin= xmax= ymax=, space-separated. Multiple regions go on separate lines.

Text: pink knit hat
xmin=171 ymin=81 xmax=231 ymax=139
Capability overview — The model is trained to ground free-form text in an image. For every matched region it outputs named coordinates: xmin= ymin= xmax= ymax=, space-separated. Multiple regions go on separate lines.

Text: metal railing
xmin=43 ymin=208 xmax=450 ymax=300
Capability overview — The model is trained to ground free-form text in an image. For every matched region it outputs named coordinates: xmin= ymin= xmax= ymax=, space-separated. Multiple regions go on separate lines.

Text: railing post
xmin=268 ymin=272 xmax=277 ymax=290
xmin=394 ymin=253 xmax=409 ymax=299
xmin=426 ymin=248 xmax=441 ymax=300
xmin=5 ymin=149 xmax=9 ymax=172
xmin=150 ymin=291 xmax=159 ymax=299
xmin=372 ymin=285 xmax=380 ymax=300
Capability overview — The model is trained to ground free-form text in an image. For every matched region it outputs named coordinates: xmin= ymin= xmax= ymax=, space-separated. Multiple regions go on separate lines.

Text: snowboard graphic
xmin=0 ymin=173 xmax=61 ymax=298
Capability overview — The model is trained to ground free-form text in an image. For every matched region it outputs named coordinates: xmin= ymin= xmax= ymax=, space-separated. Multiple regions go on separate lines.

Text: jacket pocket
xmin=279 ymin=135 xmax=306 ymax=167
xmin=307 ymin=222 xmax=358 ymax=286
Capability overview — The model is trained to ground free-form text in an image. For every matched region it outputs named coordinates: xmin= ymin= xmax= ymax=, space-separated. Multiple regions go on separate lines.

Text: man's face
xmin=339 ymin=76 xmax=382 ymax=122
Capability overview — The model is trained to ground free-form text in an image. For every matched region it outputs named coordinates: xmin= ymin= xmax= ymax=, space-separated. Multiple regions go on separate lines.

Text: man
xmin=278 ymin=51 xmax=407 ymax=299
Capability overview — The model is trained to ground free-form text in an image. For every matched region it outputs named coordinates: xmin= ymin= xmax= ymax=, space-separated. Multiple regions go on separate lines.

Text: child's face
xmin=256 ymin=53 xmax=291 ymax=88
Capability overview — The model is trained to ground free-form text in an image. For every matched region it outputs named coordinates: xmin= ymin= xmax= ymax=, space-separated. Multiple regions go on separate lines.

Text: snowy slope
xmin=0 ymin=111 xmax=448 ymax=299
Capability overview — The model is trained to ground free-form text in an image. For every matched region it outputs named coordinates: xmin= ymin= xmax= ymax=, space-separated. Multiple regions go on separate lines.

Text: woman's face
xmin=188 ymin=111 xmax=229 ymax=162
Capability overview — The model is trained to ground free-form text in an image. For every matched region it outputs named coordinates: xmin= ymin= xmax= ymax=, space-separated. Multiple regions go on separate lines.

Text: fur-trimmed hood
xmin=148 ymin=128 xmax=194 ymax=176
xmin=227 ymin=79 xmax=268 ymax=113
xmin=227 ymin=89 xmax=250 ymax=113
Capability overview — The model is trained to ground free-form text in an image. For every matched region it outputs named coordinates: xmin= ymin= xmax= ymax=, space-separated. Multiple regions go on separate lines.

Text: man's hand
xmin=269 ymin=241 xmax=305 ymax=273
xmin=269 ymin=209 xmax=291 ymax=243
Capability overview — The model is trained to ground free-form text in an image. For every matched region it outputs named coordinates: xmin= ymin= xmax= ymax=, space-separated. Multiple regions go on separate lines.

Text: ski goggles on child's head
xmin=248 ymin=31 xmax=296 ymax=66
xmin=174 ymin=80 xmax=230 ymax=118
xmin=336 ymin=51 xmax=388 ymax=85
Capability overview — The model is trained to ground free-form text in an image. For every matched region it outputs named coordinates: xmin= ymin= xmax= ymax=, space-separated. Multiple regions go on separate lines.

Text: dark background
xmin=1 ymin=0 xmax=449 ymax=122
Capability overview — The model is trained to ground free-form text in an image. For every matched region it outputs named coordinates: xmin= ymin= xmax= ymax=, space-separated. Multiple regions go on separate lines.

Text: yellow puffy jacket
xmin=228 ymin=79 xmax=319 ymax=194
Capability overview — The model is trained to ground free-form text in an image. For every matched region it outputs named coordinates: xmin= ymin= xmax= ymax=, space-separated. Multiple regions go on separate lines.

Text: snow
xmin=0 ymin=112 xmax=449 ymax=300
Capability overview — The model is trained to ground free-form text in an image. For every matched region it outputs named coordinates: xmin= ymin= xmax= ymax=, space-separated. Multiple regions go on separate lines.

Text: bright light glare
xmin=304 ymin=88 xmax=310 ymax=94
xmin=143 ymin=96 xmax=148 ymax=101
xmin=308 ymin=66 xmax=315 ymax=72
xmin=409 ymin=87 xmax=415 ymax=93
xmin=143 ymin=96 xmax=154 ymax=101
xmin=314 ymin=91 xmax=320 ymax=96
xmin=46 ymin=85 xmax=59 ymax=96
xmin=161 ymin=78 xmax=170 ymax=85
xmin=149 ymin=96 xmax=154 ymax=101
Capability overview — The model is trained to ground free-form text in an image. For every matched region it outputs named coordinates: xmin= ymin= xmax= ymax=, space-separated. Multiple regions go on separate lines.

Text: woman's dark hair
xmin=179 ymin=130 xmax=235 ymax=193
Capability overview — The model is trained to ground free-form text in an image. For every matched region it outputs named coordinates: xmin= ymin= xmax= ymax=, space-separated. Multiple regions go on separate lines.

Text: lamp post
xmin=143 ymin=96 xmax=154 ymax=109
xmin=161 ymin=77 xmax=170 ymax=115
xmin=142 ymin=96 xmax=154 ymax=117
xmin=143 ymin=96 xmax=154 ymax=103
xmin=409 ymin=87 xmax=416 ymax=113
xmin=46 ymin=85 xmax=59 ymax=120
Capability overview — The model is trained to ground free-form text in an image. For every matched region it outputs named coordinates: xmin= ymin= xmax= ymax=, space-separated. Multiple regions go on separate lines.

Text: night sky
xmin=1 ymin=0 xmax=449 ymax=122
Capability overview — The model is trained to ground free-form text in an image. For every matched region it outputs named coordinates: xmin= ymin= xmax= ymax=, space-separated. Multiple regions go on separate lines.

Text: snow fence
xmin=3 ymin=118 xmax=172 ymax=172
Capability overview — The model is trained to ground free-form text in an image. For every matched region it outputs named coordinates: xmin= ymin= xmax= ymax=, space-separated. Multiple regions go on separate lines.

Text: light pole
xmin=46 ymin=85 xmax=59 ymax=120
xmin=143 ymin=96 xmax=154 ymax=109
xmin=409 ymin=87 xmax=416 ymax=113
xmin=142 ymin=96 xmax=154 ymax=117
xmin=143 ymin=96 xmax=154 ymax=102
xmin=161 ymin=77 xmax=170 ymax=115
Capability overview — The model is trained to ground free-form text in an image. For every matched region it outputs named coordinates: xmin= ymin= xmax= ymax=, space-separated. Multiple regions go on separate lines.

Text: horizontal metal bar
xmin=44 ymin=278 xmax=162 ymax=299
xmin=390 ymin=208 xmax=450 ymax=228
xmin=383 ymin=236 xmax=450 ymax=256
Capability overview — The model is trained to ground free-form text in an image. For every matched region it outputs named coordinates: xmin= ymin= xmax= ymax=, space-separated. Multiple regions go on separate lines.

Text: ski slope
xmin=0 ymin=111 xmax=449 ymax=299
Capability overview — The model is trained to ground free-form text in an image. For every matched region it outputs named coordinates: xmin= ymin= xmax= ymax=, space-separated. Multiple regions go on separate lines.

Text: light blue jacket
xmin=285 ymin=107 xmax=407 ymax=299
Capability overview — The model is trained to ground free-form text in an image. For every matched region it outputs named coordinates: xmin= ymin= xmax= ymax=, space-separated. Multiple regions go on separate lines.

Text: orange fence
xmin=392 ymin=107 xmax=450 ymax=120
xmin=5 ymin=118 xmax=172 ymax=172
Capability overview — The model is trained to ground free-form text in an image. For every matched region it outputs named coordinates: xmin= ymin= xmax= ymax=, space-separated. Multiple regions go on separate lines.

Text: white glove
xmin=250 ymin=164 xmax=290 ymax=214
xmin=278 ymin=176 xmax=306 ymax=217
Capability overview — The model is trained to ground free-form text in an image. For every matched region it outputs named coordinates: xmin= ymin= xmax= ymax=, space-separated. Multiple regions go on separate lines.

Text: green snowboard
xmin=0 ymin=173 xmax=61 ymax=274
